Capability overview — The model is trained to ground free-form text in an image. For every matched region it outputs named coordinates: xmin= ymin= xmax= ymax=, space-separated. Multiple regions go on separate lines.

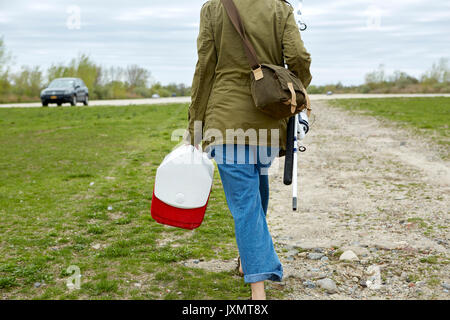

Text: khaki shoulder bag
xmin=220 ymin=0 xmax=311 ymax=120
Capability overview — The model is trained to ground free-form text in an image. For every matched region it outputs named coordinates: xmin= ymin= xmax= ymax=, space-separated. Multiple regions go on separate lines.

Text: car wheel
xmin=70 ymin=95 xmax=77 ymax=106
xmin=57 ymin=102 xmax=62 ymax=106
xmin=42 ymin=101 xmax=48 ymax=107
xmin=83 ymin=95 xmax=89 ymax=106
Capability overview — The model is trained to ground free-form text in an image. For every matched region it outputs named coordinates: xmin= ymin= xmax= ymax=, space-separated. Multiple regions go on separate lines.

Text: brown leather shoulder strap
xmin=220 ymin=0 xmax=260 ymax=70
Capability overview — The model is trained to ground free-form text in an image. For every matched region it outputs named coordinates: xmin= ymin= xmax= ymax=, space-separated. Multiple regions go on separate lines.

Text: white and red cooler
xmin=151 ymin=145 xmax=215 ymax=230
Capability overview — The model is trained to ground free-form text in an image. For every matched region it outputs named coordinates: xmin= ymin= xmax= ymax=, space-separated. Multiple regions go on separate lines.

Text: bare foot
xmin=238 ymin=257 xmax=244 ymax=275
xmin=251 ymin=281 xmax=266 ymax=300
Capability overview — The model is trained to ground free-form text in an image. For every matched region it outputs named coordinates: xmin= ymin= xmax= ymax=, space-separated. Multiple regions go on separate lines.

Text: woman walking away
xmin=186 ymin=0 xmax=312 ymax=300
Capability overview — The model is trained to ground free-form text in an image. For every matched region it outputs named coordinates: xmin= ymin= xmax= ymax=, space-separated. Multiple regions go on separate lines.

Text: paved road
xmin=1 ymin=94 xmax=449 ymax=108
xmin=0 ymin=97 xmax=191 ymax=108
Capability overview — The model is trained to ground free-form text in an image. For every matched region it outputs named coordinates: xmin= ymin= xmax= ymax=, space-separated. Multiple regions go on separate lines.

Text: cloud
xmin=26 ymin=3 xmax=58 ymax=12
xmin=0 ymin=0 xmax=449 ymax=85
xmin=0 ymin=13 xmax=9 ymax=24
xmin=116 ymin=7 xmax=195 ymax=21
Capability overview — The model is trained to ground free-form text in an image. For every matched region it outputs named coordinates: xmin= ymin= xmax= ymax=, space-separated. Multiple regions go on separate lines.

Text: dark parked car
xmin=40 ymin=78 xmax=89 ymax=107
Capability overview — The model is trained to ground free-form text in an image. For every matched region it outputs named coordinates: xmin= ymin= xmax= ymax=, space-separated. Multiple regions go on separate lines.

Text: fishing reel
xmin=296 ymin=111 xmax=309 ymax=152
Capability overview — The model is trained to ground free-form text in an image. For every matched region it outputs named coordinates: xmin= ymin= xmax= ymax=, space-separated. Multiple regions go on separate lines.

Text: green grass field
xmin=1 ymin=97 xmax=448 ymax=300
xmin=0 ymin=104 xmax=287 ymax=300
xmin=331 ymin=97 xmax=450 ymax=158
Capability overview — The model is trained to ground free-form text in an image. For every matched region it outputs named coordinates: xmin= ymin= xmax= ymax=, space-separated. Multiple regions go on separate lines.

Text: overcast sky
xmin=0 ymin=0 xmax=449 ymax=85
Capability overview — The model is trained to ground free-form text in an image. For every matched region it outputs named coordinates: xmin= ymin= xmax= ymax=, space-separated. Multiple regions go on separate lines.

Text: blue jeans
xmin=208 ymin=144 xmax=283 ymax=283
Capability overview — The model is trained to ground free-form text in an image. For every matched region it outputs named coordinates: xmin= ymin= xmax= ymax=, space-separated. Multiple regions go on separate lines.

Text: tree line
xmin=0 ymin=38 xmax=449 ymax=103
xmin=0 ymin=38 xmax=191 ymax=103
xmin=308 ymin=59 xmax=449 ymax=95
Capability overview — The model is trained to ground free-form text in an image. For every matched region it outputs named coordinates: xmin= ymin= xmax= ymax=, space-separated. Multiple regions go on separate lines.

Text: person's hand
xmin=185 ymin=142 xmax=200 ymax=150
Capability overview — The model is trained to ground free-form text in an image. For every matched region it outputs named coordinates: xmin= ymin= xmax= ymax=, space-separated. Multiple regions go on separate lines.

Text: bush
xmin=0 ymin=40 xmax=191 ymax=103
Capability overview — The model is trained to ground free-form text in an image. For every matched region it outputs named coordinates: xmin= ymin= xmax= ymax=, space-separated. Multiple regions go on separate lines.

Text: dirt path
xmin=267 ymin=100 xmax=449 ymax=299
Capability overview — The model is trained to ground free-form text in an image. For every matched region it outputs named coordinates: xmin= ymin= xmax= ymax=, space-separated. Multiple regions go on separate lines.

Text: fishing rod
xmin=283 ymin=0 xmax=309 ymax=211
xmin=283 ymin=112 xmax=309 ymax=211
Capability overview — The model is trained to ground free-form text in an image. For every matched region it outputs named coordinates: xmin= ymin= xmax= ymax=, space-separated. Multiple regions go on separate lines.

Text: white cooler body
xmin=151 ymin=145 xmax=214 ymax=229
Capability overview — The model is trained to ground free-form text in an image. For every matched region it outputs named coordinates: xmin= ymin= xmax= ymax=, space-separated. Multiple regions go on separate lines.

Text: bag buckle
xmin=252 ymin=66 xmax=264 ymax=81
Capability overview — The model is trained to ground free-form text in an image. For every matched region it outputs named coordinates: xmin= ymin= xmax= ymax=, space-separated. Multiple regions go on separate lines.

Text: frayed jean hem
xmin=244 ymin=271 xmax=283 ymax=284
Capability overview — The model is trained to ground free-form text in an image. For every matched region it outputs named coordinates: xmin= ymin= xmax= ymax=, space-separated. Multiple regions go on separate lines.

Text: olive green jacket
xmin=187 ymin=0 xmax=312 ymax=156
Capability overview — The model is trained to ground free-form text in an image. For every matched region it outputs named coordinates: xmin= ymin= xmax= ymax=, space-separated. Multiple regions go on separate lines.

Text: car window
xmin=49 ymin=80 xmax=75 ymax=88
